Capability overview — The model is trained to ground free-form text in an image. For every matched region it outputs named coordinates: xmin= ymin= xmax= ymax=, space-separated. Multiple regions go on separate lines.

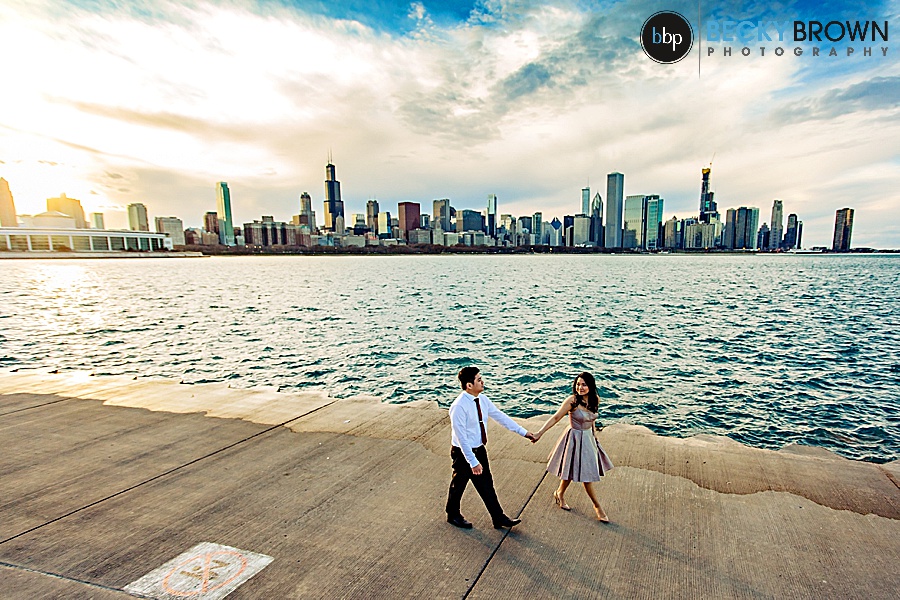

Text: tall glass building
xmin=434 ymin=199 xmax=451 ymax=232
xmin=621 ymin=194 xmax=663 ymax=250
xmin=769 ymin=199 xmax=784 ymax=250
xmin=645 ymin=195 xmax=664 ymax=250
xmin=832 ymin=208 xmax=854 ymax=251
xmin=532 ymin=212 xmax=543 ymax=244
xmin=323 ymin=160 xmax=344 ymax=232
xmin=486 ymin=195 xmax=498 ymax=238
xmin=591 ymin=192 xmax=603 ymax=246
xmin=622 ymin=195 xmax=646 ymax=249
xmin=725 ymin=206 xmax=760 ymax=249
xmin=605 ymin=172 xmax=624 ymax=248
xmin=699 ymin=167 xmax=718 ymax=223
xmin=366 ymin=199 xmax=379 ymax=234
xmin=458 ymin=209 xmax=484 ymax=233
xmin=784 ymin=213 xmax=803 ymax=249
xmin=377 ymin=212 xmax=392 ymax=239
xmin=216 ymin=182 xmax=235 ymax=246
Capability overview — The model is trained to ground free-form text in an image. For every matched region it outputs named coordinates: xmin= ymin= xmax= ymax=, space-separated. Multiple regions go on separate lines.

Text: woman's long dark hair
xmin=571 ymin=371 xmax=600 ymax=413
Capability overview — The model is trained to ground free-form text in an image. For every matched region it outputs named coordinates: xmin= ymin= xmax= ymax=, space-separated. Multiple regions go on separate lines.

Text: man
xmin=446 ymin=366 xmax=535 ymax=529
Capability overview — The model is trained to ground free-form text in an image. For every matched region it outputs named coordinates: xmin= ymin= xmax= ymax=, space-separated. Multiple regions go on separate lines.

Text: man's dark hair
xmin=458 ymin=366 xmax=480 ymax=389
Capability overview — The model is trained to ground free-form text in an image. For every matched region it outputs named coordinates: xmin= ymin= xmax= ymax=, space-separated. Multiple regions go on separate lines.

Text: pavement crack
xmin=462 ymin=470 xmax=547 ymax=599
xmin=0 ymin=396 xmax=69 ymax=417
xmin=0 ymin=560 xmax=130 ymax=596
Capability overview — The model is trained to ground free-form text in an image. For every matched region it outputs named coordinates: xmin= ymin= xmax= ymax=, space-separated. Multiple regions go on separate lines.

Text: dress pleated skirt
xmin=546 ymin=427 xmax=614 ymax=482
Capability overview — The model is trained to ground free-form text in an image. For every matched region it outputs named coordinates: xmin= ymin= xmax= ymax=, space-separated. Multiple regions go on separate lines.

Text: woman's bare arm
xmin=534 ymin=396 xmax=575 ymax=440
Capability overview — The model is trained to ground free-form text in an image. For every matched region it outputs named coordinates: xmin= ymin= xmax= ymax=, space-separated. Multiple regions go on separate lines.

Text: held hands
xmin=526 ymin=431 xmax=542 ymax=444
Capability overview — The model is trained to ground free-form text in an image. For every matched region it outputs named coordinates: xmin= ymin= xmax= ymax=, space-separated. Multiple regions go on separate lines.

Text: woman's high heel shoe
xmin=553 ymin=491 xmax=571 ymax=511
xmin=594 ymin=505 xmax=610 ymax=523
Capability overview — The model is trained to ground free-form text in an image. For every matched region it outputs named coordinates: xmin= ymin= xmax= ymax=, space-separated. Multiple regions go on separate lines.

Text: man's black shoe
xmin=447 ymin=514 xmax=473 ymax=529
xmin=493 ymin=516 xmax=521 ymax=529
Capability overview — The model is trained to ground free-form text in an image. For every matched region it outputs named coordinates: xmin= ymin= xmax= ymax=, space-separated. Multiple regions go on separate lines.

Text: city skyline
xmin=0 ymin=164 xmax=868 ymax=252
xmin=0 ymin=0 xmax=897 ymax=248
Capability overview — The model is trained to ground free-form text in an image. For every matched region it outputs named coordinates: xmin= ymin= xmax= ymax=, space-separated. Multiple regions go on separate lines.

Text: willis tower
xmin=323 ymin=154 xmax=344 ymax=232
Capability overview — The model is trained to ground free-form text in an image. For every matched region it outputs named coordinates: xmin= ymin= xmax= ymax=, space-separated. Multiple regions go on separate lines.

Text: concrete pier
xmin=1 ymin=371 xmax=898 ymax=599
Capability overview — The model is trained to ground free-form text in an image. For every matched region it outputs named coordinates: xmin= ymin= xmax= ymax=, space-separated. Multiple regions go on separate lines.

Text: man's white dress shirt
xmin=449 ymin=391 xmax=528 ymax=468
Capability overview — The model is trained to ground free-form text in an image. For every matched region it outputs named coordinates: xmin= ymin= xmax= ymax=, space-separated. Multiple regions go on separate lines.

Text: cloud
xmin=771 ymin=76 xmax=900 ymax=123
xmin=0 ymin=0 xmax=897 ymax=246
xmin=502 ymin=62 xmax=554 ymax=98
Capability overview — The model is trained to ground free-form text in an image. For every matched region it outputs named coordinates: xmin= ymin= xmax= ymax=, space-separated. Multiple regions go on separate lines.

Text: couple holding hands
xmin=446 ymin=366 xmax=614 ymax=530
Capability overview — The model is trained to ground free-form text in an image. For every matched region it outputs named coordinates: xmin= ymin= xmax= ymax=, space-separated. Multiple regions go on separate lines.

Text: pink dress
xmin=546 ymin=406 xmax=614 ymax=482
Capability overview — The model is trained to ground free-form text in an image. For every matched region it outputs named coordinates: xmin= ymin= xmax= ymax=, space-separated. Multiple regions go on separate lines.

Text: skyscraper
xmin=499 ymin=214 xmax=515 ymax=239
xmin=0 ymin=178 xmax=17 ymax=227
xmin=725 ymin=207 xmax=760 ymax=249
xmin=366 ymin=199 xmax=379 ymax=235
xmin=377 ymin=212 xmax=392 ymax=239
xmin=487 ymin=194 xmax=498 ymax=238
xmin=604 ymin=172 xmax=624 ymax=248
xmin=784 ymin=213 xmax=802 ymax=249
xmin=47 ymin=193 xmax=87 ymax=228
xmin=204 ymin=211 xmax=219 ymax=236
xmin=699 ymin=167 xmax=719 ymax=224
xmin=216 ymin=182 xmax=235 ymax=246
xmin=622 ymin=195 xmax=646 ymax=249
xmin=663 ymin=216 xmax=682 ymax=249
xmin=296 ymin=192 xmax=316 ymax=230
xmin=757 ymin=223 xmax=771 ymax=250
xmin=590 ymin=192 xmax=603 ymax=246
xmin=723 ymin=209 xmax=736 ymax=248
xmin=458 ymin=209 xmax=484 ymax=234
xmin=128 ymin=203 xmax=149 ymax=231
xmin=573 ymin=215 xmax=591 ymax=246
xmin=581 ymin=186 xmax=590 ymax=216
xmin=548 ymin=217 xmax=563 ymax=246
xmin=833 ymin=208 xmax=854 ymax=252
xmin=769 ymin=199 xmax=784 ymax=250
xmin=532 ymin=212 xmax=543 ymax=245
xmin=155 ymin=216 xmax=185 ymax=245
xmin=433 ymin=199 xmax=451 ymax=232
xmin=517 ymin=216 xmax=533 ymax=237
xmin=398 ymin=202 xmax=421 ymax=240
xmin=645 ymin=195 xmax=664 ymax=250
xmin=323 ymin=159 xmax=344 ymax=232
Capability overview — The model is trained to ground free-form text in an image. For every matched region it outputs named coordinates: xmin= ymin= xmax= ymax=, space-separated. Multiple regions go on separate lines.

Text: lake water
xmin=1 ymin=254 xmax=897 ymax=463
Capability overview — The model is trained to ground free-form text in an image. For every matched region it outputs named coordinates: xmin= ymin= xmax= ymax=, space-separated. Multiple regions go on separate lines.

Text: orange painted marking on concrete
xmin=161 ymin=549 xmax=248 ymax=596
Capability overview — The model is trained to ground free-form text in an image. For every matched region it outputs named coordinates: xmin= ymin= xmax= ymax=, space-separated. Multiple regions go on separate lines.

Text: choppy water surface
xmin=1 ymin=254 xmax=897 ymax=463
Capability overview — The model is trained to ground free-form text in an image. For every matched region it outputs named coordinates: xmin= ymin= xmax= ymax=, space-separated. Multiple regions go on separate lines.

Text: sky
xmin=0 ymin=0 xmax=897 ymax=247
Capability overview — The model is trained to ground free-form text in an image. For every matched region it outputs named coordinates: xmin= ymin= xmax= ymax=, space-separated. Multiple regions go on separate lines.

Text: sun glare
xmin=29 ymin=264 xmax=107 ymax=335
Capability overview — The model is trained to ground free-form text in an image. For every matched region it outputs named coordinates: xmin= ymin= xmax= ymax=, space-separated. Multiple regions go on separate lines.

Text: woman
xmin=532 ymin=372 xmax=614 ymax=522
